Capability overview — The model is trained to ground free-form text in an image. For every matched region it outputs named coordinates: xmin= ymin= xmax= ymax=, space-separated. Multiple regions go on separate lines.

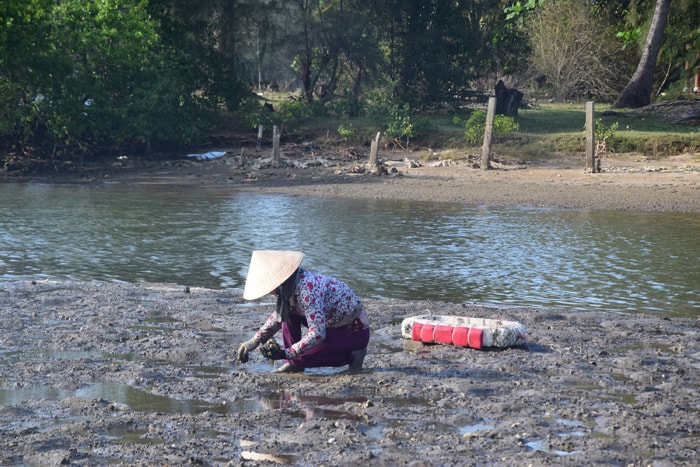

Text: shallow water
xmin=1 ymin=182 xmax=698 ymax=316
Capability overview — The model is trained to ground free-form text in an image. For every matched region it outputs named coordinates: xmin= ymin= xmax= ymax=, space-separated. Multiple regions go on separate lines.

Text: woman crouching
xmin=237 ymin=250 xmax=370 ymax=373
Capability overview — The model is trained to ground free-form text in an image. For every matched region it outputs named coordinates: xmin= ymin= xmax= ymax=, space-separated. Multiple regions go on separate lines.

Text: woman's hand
xmin=260 ymin=339 xmax=286 ymax=360
xmin=237 ymin=337 xmax=259 ymax=363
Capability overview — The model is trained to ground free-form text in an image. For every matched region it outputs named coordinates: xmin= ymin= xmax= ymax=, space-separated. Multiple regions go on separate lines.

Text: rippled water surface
xmin=1 ymin=182 xmax=698 ymax=316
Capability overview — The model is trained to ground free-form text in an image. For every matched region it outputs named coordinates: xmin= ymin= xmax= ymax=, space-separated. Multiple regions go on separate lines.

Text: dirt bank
xmin=4 ymin=147 xmax=700 ymax=212
xmin=235 ymin=152 xmax=700 ymax=213
xmin=0 ymin=280 xmax=698 ymax=466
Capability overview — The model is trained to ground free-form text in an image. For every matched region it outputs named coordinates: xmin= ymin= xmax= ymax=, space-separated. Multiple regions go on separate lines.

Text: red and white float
xmin=401 ymin=314 xmax=527 ymax=349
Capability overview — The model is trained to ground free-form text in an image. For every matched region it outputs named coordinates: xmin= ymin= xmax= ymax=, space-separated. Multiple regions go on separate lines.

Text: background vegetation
xmin=0 ymin=0 xmax=698 ymax=164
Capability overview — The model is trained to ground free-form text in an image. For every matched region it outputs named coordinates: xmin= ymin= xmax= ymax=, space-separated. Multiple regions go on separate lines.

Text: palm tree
xmin=613 ymin=0 xmax=671 ymax=108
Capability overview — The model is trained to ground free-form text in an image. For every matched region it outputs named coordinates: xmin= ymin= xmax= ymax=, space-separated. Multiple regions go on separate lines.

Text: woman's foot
xmin=349 ymin=348 xmax=367 ymax=371
xmin=271 ymin=362 xmax=304 ymax=373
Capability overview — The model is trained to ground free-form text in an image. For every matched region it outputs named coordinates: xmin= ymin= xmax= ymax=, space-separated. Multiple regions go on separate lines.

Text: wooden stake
xmin=585 ymin=101 xmax=596 ymax=173
xmin=257 ymin=124 xmax=264 ymax=150
xmin=481 ymin=97 xmax=496 ymax=170
xmin=368 ymin=132 xmax=381 ymax=169
xmin=272 ymin=125 xmax=280 ymax=166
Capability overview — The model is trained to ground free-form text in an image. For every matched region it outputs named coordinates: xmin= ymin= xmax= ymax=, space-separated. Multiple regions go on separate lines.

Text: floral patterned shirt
xmin=255 ymin=269 xmax=368 ymax=359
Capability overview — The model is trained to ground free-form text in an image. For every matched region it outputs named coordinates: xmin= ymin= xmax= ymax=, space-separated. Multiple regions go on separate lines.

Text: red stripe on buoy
xmin=434 ymin=325 xmax=454 ymax=345
xmin=453 ymin=326 xmax=469 ymax=347
xmin=412 ymin=322 xmax=423 ymax=341
xmin=420 ymin=323 xmax=435 ymax=343
xmin=468 ymin=328 xmax=484 ymax=349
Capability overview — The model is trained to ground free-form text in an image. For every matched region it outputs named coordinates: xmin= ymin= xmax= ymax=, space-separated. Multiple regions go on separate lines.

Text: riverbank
xmin=238 ymin=151 xmax=700 ymax=213
xmin=1 ymin=280 xmax=698 ymax=465
xmin=4 ymin=147 xmax=700 ymax=212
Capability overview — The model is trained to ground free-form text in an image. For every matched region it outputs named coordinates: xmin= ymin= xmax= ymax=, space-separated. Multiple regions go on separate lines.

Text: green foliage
xmin=237 ymin=96 xmax=277 ymax=129
xmin=616 ymin=27 xmax=640 ymax=49
xmin=384 ymin=103 xmax=414 ymax=140
xmin=327 ymin=97 xmax=362 ymax=118
xmin=455 ymin=110 xmax=520 ymax=145
xmin=0 ymin=0 xmax=236 ymax=159
xmin=278 ymin=98 xmax=313 ymax=121
xmin=594 ymin=118 xmax=619 ymax=145
xmin=504 ymin=0 xmax=541 ymax=21
xmin=0 ymin=0 xmax=55 ymax=150
xmin=1 ymin=0 xmax=698 ymax=163
xmin=337 ymin=124 xmax=354 ymax=140
xmin=364 ymin=88 xmax=430 ymax=146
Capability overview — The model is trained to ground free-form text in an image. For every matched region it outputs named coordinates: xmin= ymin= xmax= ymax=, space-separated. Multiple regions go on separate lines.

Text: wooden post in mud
xmin=256 ymin=125 xmax=263 ymax=150
xmin=368 ymin=132 xmax=381 ymax=169
xmin=585 ymin=101 xmax=596 ymax=173
xmin=272 ymin=125 xmax=280 ymax=166
xmin=481 ymin=97 xmax=496 ymax=170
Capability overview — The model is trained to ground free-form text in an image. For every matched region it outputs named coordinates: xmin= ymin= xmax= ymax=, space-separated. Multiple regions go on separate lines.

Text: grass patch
xmin=254 ymin=97 xmax=699 ymax=160
xmin=514 ymin=103 xmax=699 ymax=159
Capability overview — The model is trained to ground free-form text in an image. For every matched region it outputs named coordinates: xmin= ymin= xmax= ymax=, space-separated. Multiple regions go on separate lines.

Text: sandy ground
xmin=5 ymin=146 xmax=700 ymax=212
xmin=1 ymin=148 xmax=699 ymax=465
xmin=73 ymin=147 xmax=699 ymax=213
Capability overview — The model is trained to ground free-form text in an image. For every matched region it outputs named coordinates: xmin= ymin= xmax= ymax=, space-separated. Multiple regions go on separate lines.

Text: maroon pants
xmin=282 ymin=314 xmax=370 ymax=368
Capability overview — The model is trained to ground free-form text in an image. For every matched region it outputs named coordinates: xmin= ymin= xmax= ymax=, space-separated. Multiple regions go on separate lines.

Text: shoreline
xmin=3 ymin=150 xmax=700 ymax=213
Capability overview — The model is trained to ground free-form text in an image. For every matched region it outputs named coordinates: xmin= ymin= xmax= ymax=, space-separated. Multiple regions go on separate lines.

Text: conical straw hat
xmin=242 ymin=250 xmax=304 ymax=300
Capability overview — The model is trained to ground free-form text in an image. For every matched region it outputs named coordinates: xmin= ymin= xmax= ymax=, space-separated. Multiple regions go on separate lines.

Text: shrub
xmin=277 ymin=98 xmax=313 ymax=121
xmin=455 ymin=110 xmax=520 ymax=145
xmin=364 ymin=88 xmax=431 ymax=147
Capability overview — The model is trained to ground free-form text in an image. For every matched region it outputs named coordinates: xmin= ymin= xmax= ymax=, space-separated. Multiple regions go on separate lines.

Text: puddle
xmin=525 ymin=439 xmax=583 ymax=456
xmin=240 ymin=451 xmax=297 ymax=464
xmin=541 ymin=417 xmax=593 ymax=438
xmin=106 ymin=427 xmax=164 ymax=445
xmin=459 ymin=422 xmax=494 ymax=436
xmin=142 ymin=315 xmax=180 ymax=324
xmin=608 ymin=392 xmax=638 ymax=404
xmin=239 ymin=440 xmax=298 ymax=464
xmin=261 ymin=393 xmax=369 ymax=421
xmin=0 ymin=382 xmax=256 ymax=415
xmin=360 ymin=423 xmax=385 ymax=440
xmin=0 ymin=383 xmax=370 ymax=423
xmin=0 ymin=348 xmax=103 ymax=365
xmin=373 ymin=342 xmax=406 ymax=354
xmin=185 ymin=364 xmax=230 ymax=379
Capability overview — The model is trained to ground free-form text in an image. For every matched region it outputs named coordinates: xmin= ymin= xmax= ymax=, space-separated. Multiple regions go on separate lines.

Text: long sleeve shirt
xmin=255 ymin=269 xmax=367 ymax=359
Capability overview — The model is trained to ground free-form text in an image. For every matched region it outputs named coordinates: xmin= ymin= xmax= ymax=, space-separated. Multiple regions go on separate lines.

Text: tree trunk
xmin=494 ymin=80 xmax=523 ymax=117
xmin=613 ymin=0 xmax=671 ymax=109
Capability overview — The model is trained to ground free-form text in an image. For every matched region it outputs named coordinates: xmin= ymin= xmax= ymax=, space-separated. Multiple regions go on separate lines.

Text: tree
xmin=0 ymin=0 xmax=237 ymax=158
xmin=0 ymin=0 xmax=55 ymax=149
xmin=655 ymin=0 xmax=700 ymax=95
xmin=353 ymin=0 xmax=504 ymax=105
xmin=40 ymin=0 xmax=221 ymax=153
xmin=526 ymin=0 xmax=629 ymax=101
xmin=613 ymin=0 xmax=671 ymax=108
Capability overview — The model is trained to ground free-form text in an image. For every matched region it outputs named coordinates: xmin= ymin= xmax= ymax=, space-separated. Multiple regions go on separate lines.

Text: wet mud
xmin=1 ymin=280 xmax=698 ymax=465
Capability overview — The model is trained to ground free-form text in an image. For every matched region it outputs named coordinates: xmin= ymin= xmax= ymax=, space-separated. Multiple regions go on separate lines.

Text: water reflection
xmin=0 ymin=382 xmax=245 ymax=414
xmin=0 ymin=183 xmax=698 ymax=315
xmin=260 ymin=392 xmax=368 ymax=421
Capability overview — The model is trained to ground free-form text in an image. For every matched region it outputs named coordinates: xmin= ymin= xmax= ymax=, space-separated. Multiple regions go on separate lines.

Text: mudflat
xmin=1 ymin=149 xmax=699 ymax=465
xmin=1 ymin=281 xmax=698 ymax=466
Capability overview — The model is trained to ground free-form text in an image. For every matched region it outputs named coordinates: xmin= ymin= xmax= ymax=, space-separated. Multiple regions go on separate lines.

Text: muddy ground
xmin=1 ymin=280 xmax=698 ymax=466
xmin=1 ymin=148 xmax=699 ymax=465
